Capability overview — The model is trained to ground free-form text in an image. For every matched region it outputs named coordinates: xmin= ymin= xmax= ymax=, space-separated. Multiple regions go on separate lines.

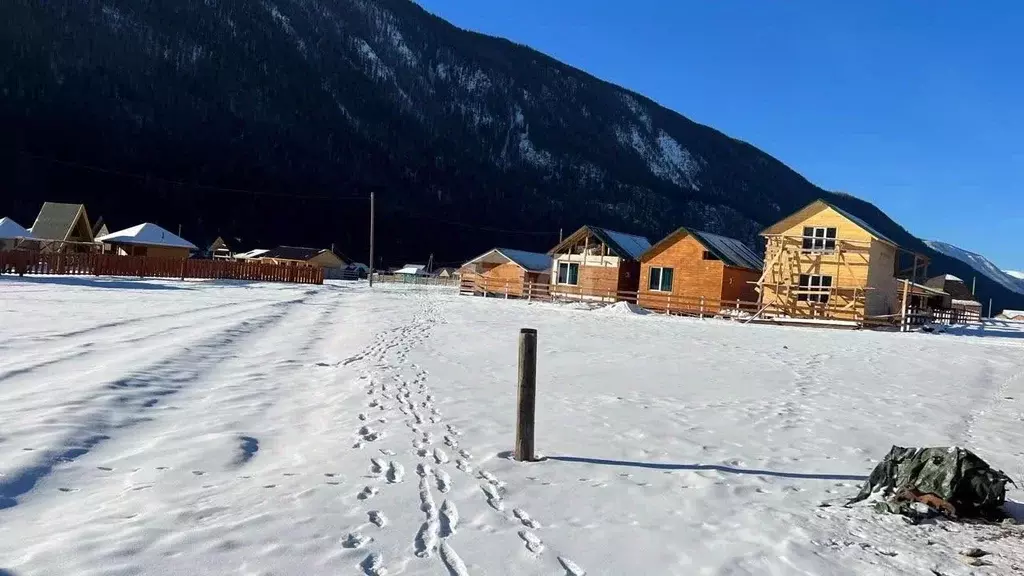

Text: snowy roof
xmin=234 ymin=249 xmax=269 ymax=259
xmin=261 ymin=246 xmax=331 ymax=261
xmin=690 ymin=230 xmax=763 ymax=271
xmin=944 ymin=274 xmax=962 ymax=281
xmin=96 ymin=223 xmax=197 ymax=250
xmin=395 ymin=266 xmax=428 ymax=275
xmin=0 ymin=217 xmax=34 ymax=239
xmin=1001 ymin=309 xmax=1024 ymax=318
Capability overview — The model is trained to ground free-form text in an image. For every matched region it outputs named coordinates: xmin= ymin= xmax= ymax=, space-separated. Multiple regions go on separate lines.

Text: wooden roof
xmin=30 ymin=202 xmax=93 ymax=242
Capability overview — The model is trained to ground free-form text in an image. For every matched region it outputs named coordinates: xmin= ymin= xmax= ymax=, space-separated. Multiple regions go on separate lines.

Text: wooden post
xmin=368 ymin=191 xmax=375 ymax=287
xmin=989 ymin=298 xmax=993 ymax=319
xmin=666 ymin=294 xmax=671 ymax=314
xmin=515 ymin=328 xmax=538 ymax=462
xmin=504 ymin=281 xmax=509 ymax=299
xmin=699 ymin=296 xmax=705 ymax=319
xmin=900 ymin=278 xmax=910 ymax=332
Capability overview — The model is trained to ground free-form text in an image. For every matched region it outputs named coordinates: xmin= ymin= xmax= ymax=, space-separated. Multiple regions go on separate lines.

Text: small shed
xmin=96 ymin=223 xmax=197 ymax=259
xmin=460 ymin=248 xmax=553 ymax=296
xmin=209 ymin=237 xmax=233 ymax=260
xmin=548 ymin=225 xmax=651 ymax=300
xmin=435 ymin=267 xmax=459 ymax=279
xmin=638 ymin=228 xmax=763 ymax=313
xmin=0 ymin=217 xmax=34 ymax=251
xmin=29 ymin=202 xmax=95 ymax=251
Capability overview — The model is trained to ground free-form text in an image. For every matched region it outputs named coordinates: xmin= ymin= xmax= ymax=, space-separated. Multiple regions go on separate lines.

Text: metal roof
xmin=497 ymin=248 xmax=553 ymax=272
xmin=550 ymin=226 xmax=651 ymax=260
xmin=825 ymin=202 xmax=897 ymax=246
xmin=261 ymin=246 xmax=330 ymax=261
xmin=689 ymin=230 xmax=764 ymax=271
xmin=30 ymin=202 xmax=90 ymax=241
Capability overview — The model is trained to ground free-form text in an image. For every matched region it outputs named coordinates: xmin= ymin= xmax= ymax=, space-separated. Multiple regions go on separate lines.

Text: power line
xmin=19 ymin=152 xmax=368 ymax=200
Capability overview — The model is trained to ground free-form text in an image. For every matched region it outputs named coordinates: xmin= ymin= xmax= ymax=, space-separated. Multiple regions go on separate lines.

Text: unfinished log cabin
xmin=459 ymin=248 xmax=553 ymax=297
xmin=758 ymin=199 xmax=929 ymax=323
xmin=638 ymin=228 xmax=763 ymax=314
xmin=548 ymin=226 xmax=651 ymax=300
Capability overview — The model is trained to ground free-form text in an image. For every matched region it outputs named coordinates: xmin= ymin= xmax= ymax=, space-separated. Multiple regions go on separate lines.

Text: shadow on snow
xmin=548 ymin=456 xmax=868 ymax=482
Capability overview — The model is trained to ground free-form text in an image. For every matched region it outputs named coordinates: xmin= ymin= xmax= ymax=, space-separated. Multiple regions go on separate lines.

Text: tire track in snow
xmin=0 ymin=300 xmax=301 ymax=510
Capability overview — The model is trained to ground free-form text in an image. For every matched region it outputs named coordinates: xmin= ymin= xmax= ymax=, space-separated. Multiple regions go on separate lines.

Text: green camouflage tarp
xmin=848 ymin=445 xmax=1013 ymax=520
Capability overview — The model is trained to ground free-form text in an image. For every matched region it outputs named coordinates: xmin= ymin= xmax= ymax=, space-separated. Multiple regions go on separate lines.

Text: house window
xmin=702 ymin=250 xmax=719 ymax=261
xmin=648 ymin=267 xmax=673 ymax=292
xmin=797 ymin=274 xmax=832 ymax=303
xmin=802 ymin=227 xmax=837 ymax=252
xmin=557 ymin=262 xmax=579 ymax=285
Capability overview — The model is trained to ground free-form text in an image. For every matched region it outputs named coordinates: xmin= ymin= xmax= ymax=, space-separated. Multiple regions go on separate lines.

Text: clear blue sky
xmin=414 ymin=0 xmax=1024 ymax=270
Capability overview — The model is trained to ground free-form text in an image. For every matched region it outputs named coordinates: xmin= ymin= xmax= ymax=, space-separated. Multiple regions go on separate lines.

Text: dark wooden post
xmin=515 ymin=328 xmax=538 ymax=462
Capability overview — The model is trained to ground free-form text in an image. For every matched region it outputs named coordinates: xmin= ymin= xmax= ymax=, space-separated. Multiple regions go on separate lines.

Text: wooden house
xmin=638 ymin=228 xmax=763 ymax=313
xmin=460 ymin=248 xmax=552 ymax=296
xmin=548 ymin=226 xmax=651 ymax=300
xmin=758 ymin=199 xmax=929 ymax=323
xmin=435 ymin=267 xmax=459 ymax=279
xmin=96 ymin=223 xmax=197 ymax=259
xmin=395 ymin=264 xmax=429 ymax=276
xmin=29 ymin=202 xmax=95 ymax=252
xmin=258 ymin=246 xmax=346 ymax=270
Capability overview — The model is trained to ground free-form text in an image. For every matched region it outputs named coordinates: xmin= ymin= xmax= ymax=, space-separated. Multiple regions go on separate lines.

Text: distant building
xmin=209 ymin=236 xmax=233 ymax=260
xmin=257 ymin=246 xmax=346 ymax=274
xmin=234 ymin=248 xmax=270 ymax=260
xmin=394 ymin=264 xmax=429 ymax=276
xmin=435 ymin=267 xmax=459 ymax=279
xmin=999 ymin=310 xmax=1024 ymax=321
xmin=96 ymin=223 xmax=197 ymax=259
xmin=29 ymin=202 xmax=95 ymax=252
xmin=0 ymin=217 xmax=34 ymax=251
xmin=925 ymin=274 xmax=982 ymax=316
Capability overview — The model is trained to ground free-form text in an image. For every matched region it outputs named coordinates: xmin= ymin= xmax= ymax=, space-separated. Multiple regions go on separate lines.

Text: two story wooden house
xmin=758 ymin=199 xmax=928 ymax=322
xmin=548 ymin=226 xmax=651 ymax=300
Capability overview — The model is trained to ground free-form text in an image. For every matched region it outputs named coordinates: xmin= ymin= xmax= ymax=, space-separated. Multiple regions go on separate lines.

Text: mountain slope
xmin=1 ymin=0 xmax=1021 ymax=313
xmin=925 ymin=241 xmax=1024 ymax=296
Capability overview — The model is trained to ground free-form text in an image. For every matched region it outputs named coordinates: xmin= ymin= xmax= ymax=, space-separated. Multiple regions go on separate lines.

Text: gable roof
xmin=644 ymin=227 xmax=762 ymax=271
xmin=464 ymin=248 xmax=553 ymax=273
xmin=209 ymin=236 xmax=230 ymax=251
xmin=260 ymin=246 xmax=331 ymax=261
xmin=0 ymin=217 xmax=34 ymax=240
xmin=761 ymin=199 xmax=897 ymax=247
xmin=549 ymin=225 xmax=651 ymax=261
xmin=30 ymin=202 xmax=93 ymax=242
xmin=96 ymin=223 xmax=197 ymax=249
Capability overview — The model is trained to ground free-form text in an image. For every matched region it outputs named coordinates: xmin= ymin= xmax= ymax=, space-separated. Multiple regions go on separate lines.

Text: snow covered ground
xmin=2 ymin=277 xmax=1024 ymax=575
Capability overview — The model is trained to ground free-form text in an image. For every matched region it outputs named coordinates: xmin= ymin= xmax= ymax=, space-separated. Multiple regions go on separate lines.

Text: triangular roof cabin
xmin=30 ymin=202 xmax=94 ymax=243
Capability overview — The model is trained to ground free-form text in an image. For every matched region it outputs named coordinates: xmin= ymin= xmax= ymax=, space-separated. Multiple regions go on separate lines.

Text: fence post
xmin=666 ymin=294 xmax=671 ymax=314
xmin=900 ymin=278 xmax=910 ymax=332
xmin=515 ymin=328 xmax=538 ymax=462
xmin=505 ymin=282 xmax=509 ymax=299
xmin=699 ymin=296 xmax=705 ymax=319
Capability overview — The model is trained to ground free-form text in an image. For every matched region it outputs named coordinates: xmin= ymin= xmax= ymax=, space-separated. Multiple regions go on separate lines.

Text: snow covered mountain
xmin=925 ymin=240 xmax=1024 ymax=296
xmin=1007 ymin=271 xmax=1024 ymax=280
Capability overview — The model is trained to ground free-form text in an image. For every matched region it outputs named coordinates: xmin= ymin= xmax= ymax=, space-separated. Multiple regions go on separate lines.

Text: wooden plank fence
xmin=0 ymin=251 xmax=323 ymax=285
xmin=460 ymin=276 xmax=759 ymax=317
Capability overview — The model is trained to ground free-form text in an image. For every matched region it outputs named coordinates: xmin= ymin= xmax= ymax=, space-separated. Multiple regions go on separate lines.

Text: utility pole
xmin=427 ymin=253 xmax=434 ymax=274
xmin=368 ymin=191 xmax=375 ymax=287
xmin=972 ymin=276 xmax=977 ymax=295
xmin=559 ymin=228 xmax=563 ymax=243
xmin=178 ymin=224 xmax=182 ymax=237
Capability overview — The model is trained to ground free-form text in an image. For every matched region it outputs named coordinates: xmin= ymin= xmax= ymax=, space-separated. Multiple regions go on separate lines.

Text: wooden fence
xmin=375 ymin=273 xmax=460 ymax=287
xmin=460 ymin=276 xmax=760 ymax=318
xmin=0 ymin=251 xmax=323 ymax=285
